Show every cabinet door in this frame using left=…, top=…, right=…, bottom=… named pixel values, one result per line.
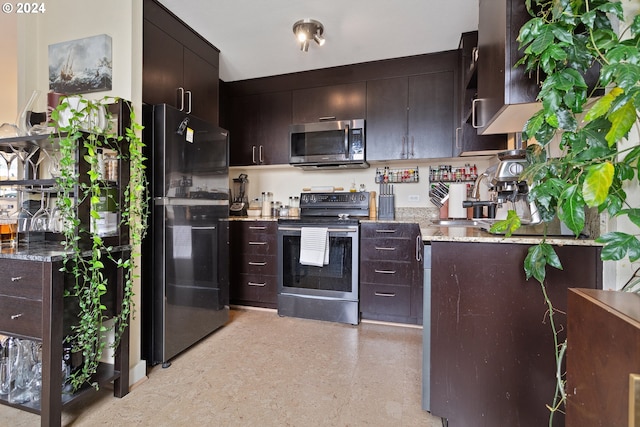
left=183, top=47, right=219, bottom=123
left=229, top=91, right=291, bottom=166
left=256, top=91, right=291, bottom=165
left=143, top=19, right=183, bottom=108
left=408, top=72, right=455, bottom=159
left=365, top=77, right=408, bottom=160
left=228, top=95, right=260, bottom=166
left=292, top=82, right=366, bottom=123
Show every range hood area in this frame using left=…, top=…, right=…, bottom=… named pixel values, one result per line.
left=479, top=102, right=542, bottom=135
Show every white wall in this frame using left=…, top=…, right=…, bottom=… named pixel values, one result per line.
left=231, top=157, right=495, bottom=210
left=0, top=13, right=18, bottom=123
left=16, top=0, right=146, bottom=385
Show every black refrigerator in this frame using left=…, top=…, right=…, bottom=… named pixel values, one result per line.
left=142, top=103, right=230, bottom=367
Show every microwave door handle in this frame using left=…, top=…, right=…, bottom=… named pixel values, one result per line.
left=344, top=125, right=350, bottom=155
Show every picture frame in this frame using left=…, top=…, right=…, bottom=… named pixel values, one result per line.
left=48, top=34, right=113, bottom=94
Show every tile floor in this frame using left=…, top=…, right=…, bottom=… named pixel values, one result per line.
left=1, top=307, right=444, bottom=426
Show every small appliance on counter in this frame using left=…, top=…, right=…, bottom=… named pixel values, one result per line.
left=230, top=173, right=249, bottom=216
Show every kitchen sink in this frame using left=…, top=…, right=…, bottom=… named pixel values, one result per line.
left=429, top=219, right=492, bottom=228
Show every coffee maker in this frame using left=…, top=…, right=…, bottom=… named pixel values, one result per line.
left=465, top=149, right=540, bottom=224
left=230, top=173, right=249, bottom=216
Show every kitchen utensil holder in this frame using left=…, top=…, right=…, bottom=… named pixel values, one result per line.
left=378, top=194, right=395, bottom=220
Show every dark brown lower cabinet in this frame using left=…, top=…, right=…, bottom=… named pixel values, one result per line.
left=229, top=221, right=278, bottom=308
left=430, top=241, right=602, bottom=427
left=0, top=250, right=130, bottom=427
left=359, top=222, right=423, bottom=324
left=566, top=288, right=640, bottom=426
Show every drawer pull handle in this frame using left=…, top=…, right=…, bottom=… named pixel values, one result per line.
left=11, top=276, right=22, bottom=282
left=11, top=313, right=23, bottom=319
left=375, top=229, right=397, bottom=234
left=374, top=292, right=396, bottom=297
left=374, top=269, right=396, bottom=274
left=248, top=282, right=266, bottom=287
left=249, top=241, right=267, bottom=245
left=375, top=247, right=396, bottom=251
left=249, top=226, right=267, bottom=230
left=249, top=262, right=267, bottom=266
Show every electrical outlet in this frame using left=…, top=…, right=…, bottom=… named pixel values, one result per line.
left=408, top=194, right=420, bottom=202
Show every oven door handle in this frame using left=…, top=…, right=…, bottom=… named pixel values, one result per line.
left=278, top=227, right=358, bottom=233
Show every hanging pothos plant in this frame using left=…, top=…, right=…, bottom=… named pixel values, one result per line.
left=49, top=96, right=149, bottom=391
left=489, top=0, right=640, bottom=424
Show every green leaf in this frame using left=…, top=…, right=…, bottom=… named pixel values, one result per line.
left=555, top=109, right=578, bottom=131
left=606, top=100, right=636, bottom=146
left=558, top=184, right=586, bottom=235
left=582, top=162, right=614, bottom=207
left=523, top=110, right=546, bottom=140
left=585, top=87, right=623, bottom=121
left=489, top=210, right=522, bottom=237
left=524, top=243, right=563, bottom=284
left=619, top=208, right=640, bottom=228
left=596, top=232, right=640, bottom=262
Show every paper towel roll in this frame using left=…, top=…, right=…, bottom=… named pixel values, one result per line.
left=448, top=183, right=467, bottom=218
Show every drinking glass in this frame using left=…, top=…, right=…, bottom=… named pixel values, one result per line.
left=0, top=150, right=16, bottom=181
left=30, top=190, right=50, bottom=232
left=9, top=143, right=39, bottom=180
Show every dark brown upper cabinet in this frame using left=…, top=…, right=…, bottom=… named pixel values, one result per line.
left=143, top=0, right=220, bottom=124
left=473, top=0, right=541, bottom=135
left=367, top=71, right=456, bottom=160
left=291, top=82, right=366, bottom=123
left=228, top=91, right=292, bottom=166
left=455, top=31, right=507, bottom=155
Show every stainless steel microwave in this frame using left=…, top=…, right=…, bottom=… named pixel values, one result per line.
left=289, top=119, right=368, bottom=170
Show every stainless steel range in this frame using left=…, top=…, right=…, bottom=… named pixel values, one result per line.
left=277, top=192, right=370, bottom=325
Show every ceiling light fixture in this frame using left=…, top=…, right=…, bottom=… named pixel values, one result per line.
left=293, top=19, right=324, bottom=52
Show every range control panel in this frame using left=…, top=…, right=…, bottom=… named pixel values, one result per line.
left=300, top=192, right=369, bottom=207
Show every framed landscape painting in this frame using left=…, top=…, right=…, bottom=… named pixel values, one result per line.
left=48, top=34, right=113, bottom=94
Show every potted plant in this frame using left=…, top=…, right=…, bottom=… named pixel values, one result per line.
left=49, top=95, right=149, bottom=391
left=490, top=0, right=640, bottom=423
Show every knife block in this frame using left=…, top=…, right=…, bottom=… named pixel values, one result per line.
left=378, top=194, right=395, bottom=220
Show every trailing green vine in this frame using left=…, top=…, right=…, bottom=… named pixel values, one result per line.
left=49, top=96, right=148, bottom=391
left=490, top=1, right=640, bottom=424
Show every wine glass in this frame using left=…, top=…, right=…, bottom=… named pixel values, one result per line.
left=30, top=190, right=50, bottom=232
left=0, top=150, right=16, bottom=181
left=9, top=143, right=39, bottom=181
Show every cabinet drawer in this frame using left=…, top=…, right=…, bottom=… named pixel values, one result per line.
left=360, top=283, right=411, bottom=317
left=234, top=231, right=277, bottom=255
left=360, top=223, right=419, bottom=239
left=360, top=241, right=416, bottom=262
left=230, top=273, right=277, bottom=304
left=360, top=261, right=413, bottom=285
left=0, top=259, right=44, bottom=300
left=0, top=295, right=42, bottom=339
left=240, top=255, right=278, bottom=276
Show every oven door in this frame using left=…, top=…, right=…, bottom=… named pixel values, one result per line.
left=277, top=224, right=360, bottom=324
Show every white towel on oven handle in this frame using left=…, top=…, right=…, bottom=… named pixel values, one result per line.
left=172, top=225, right=192, bottom=259
left=299, top=227, right=330, bottom=267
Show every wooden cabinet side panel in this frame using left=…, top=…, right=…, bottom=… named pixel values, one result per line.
left=430, top=242, right=601, bottom=427
left=566, top=289, right=640, bottom=426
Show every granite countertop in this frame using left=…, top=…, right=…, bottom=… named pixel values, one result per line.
left=228, top=208, right=601, bottom=247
